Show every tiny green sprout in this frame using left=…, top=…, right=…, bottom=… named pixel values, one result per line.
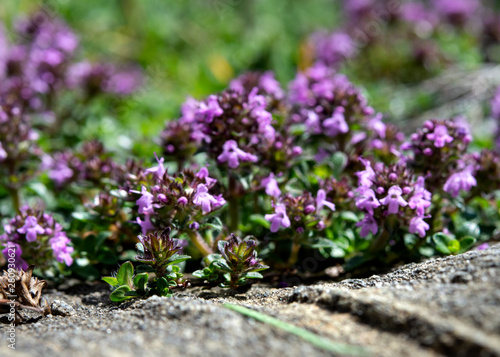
left=135, top=227, right=191, bottom=278
left=194, top=234, right=269, bottom=289
left=102, top=262, right=150, bottom=302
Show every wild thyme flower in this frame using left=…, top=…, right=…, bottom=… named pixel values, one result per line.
left=229, top=71, right=285, bottom=105
left=265, top=190, right=335, bottom=234
left=443, top=165, right=477, bottom=197
left=0, top=206, right=73, bottom=269
left=310, top=31, right=356, bottom=68
left=265, top=204, right=291, bottom=233
left=261, top=173, right=281, bottom=198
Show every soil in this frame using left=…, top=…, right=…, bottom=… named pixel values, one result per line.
left=0, top=243, right=499, bottom=357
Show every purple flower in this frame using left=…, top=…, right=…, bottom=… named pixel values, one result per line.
left=354, top=186, right=381, bottom=215
left=196, top=167, right=217, bottom=186
left=145, top=153, right=166, bottom=178
left=409, top=217, right=430, bottom=238
left=197, top=95, right=223, bottom=123
left=443, top=166, right=477, bottom=197
left=356, top=214, right=378, bottom=237
left=49, top=232, right=73, bottom=266
left=323, top=107, right=348, bottom=137
left=427, top=125, right=453, bottom=148
left=265, top=204, right=291, bottom=233
left=136, top=215, right=154, bottom=235
left=380, top=186, right=408, bottom=214
left=1, top=243, right=27, bottom=270
left=134, top=186, right=155, bottom=215
left=261, top=173, right=281, bottom=198
left=408, top=176, right=431, bottom=216
left=355, top=157, right=375, bottom=187
left=0, top=142, right=6, bottom=161
left=193, top=184, right=225, bottom=214
left=316, top=189, right=336, bottom=211
left=17, top=216, right=45, bottom=242
left=217, top=140, right=258, bottom=168
left=311, top=31, right=356, bottom=67
left=476, top=243, right=489, bottom=250
left=259, top=71, right=284, bottom=99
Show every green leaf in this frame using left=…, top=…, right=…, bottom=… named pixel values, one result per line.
left=214, top=260, right=233, bottom=273
left=102, top=277, right=119, bottom=287
left=192, top=270, right=205, bottom=279
left=447, top=239, right=460, bottom=254
left=242, top=272, right=263, bottom=279
left=458, top=236, right=476, bottom=254
left=155, top=277, right=171, bottom=296
left=457, top=221, right=480, bottom=239
left=110, top=285, right=135, bottom=302
left=249, top=214, right=271, bottom=229
left=432, top=233, right=452, bottom=255
left=166, top=254, right=191, bottom=266
left=340, top=211, right=359, bottom=222
left=116, top=262, right=134, bottom=287
left=309, top=238, right=336, bottom=248
left=224, top=304, right=368, bottom=356
left=133, top=273, right=149, bottom=291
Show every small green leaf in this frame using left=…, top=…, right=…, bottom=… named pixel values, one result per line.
left=155, top=277, right=171, bottom=296
left=133, top=273, right=149, bottom=291
left=447, top=239, right=460, bottom=254
left=432, top=233, right=452, bottom=255
left=340, top=211, right=359, bottom=222
left=166, top=254, right=191, bottom=266
left=458, top=236, right=476, bottom=254
left=249, top=214, right=271, bottom=229
left=457, top=222, right=480, bottom=239
left=102, top=277, right=119, bottom=287
left=214, top=260, right=232, bottom=272
left=242, top=272, right=263, bottom=279
left=192, top=270, right=205, bottom=279
left=116, top=262, right=134, bottom=287
left=110, top=285, right=135, bottom=302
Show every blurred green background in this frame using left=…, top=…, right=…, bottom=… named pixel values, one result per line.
left=1, top=0, right=345, bottom=157
left=1, top=0, right=495, bottom=157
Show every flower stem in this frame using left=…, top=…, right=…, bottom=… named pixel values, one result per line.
left=228, top=175, right=239, bottom=233
left=10, top=187, right=20, bottom=214
left=287, top=240, right=301, bottom=267
left=186, top=230, right=213, bottom=257
left=369, top=228, right=390, bottom=253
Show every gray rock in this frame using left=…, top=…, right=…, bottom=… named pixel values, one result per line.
left=50, top=300, right=76, bottom=317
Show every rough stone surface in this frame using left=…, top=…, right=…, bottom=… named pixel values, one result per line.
left=0, top=243, right=498, bottom=357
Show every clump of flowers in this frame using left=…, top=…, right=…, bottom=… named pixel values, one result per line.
left=265, top=189, right=336, bottom=267
left=287, top=63, right=388, bottom=163
left=353, top=158, right=432, bottom=249
left=0, top=206, right=73, bottom=270
left=402, top=119, right=473, bottom=194
left=127, top=157, right=225, bottom=257
left=229, top=71, right=285, bottom=109
left=193, top=234, right=268, bottom=289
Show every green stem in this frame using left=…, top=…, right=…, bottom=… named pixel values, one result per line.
left=10, top=187, right=20, bottom=214
left=287, top=239, right=301, bottom=267
left=228, top=175, right=239, bottom=233
left=187, top=230, right=213, bottom=257
left=369, top=227, right=390, bottom=253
